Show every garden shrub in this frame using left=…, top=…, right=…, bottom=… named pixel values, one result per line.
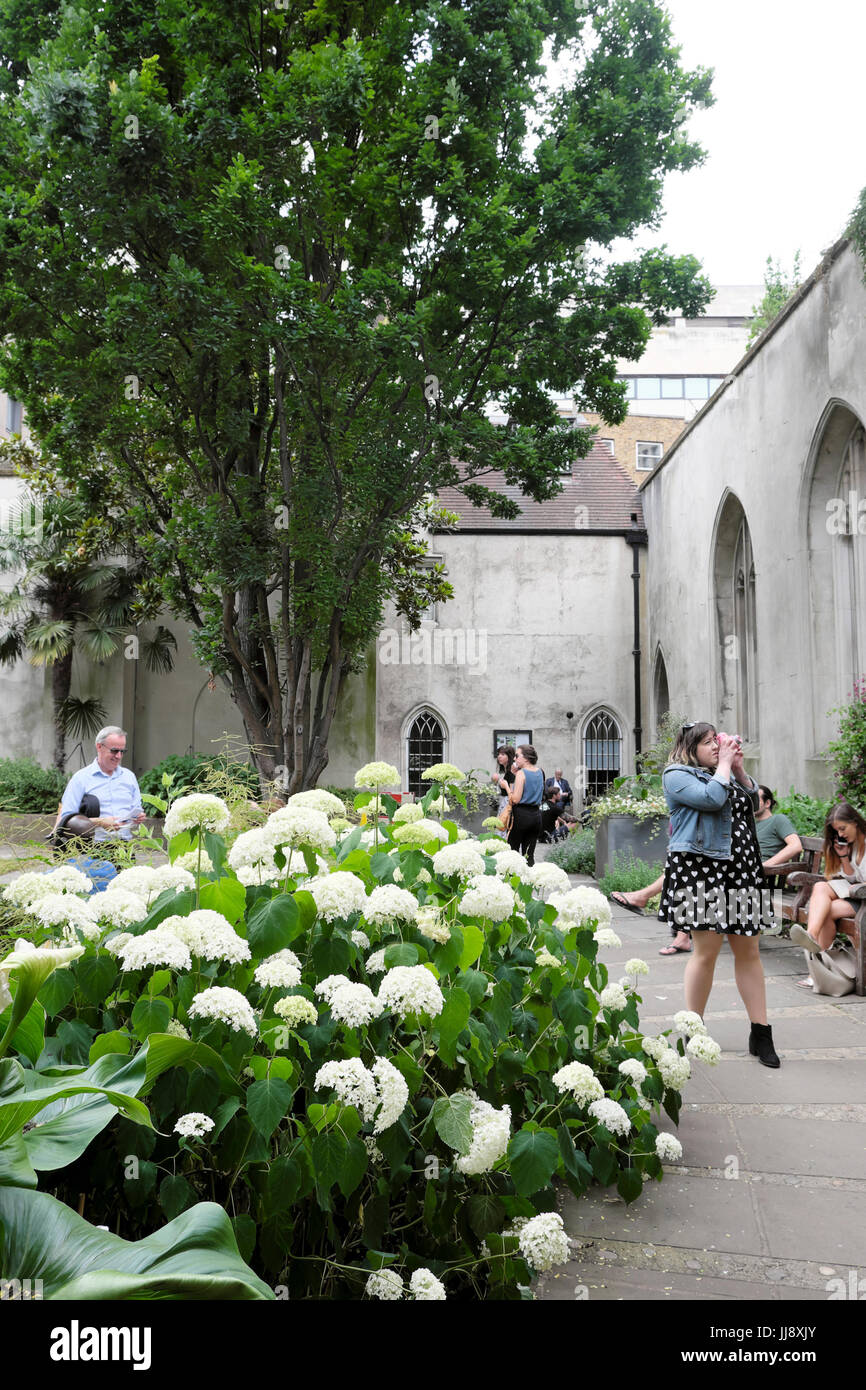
left=598, top=850, right=665, bottom=898
left=138, top=753, right=259, bottom=805
left=547, top=829, right=596, bottom=876
left=0, top=762, right=715, bottom=1301
left=0, top=757, right=65, bottom=813
left=774, top=789, right=833, bottom=838
left=827, top=679, right=866, bottom=808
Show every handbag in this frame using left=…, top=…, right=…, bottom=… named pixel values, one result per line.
left=498, top=801, right=513, bottom=833
left=807, top=940, right=857, bottom=997
left=47, top=793, right=100, bottom=851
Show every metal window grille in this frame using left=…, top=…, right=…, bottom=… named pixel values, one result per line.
left=407, top=712, right=444, bottom=798
left=583, top=711, right=622, bottom=802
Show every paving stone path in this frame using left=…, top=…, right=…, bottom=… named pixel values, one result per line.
left=537, top=883, right=866, bottom=1302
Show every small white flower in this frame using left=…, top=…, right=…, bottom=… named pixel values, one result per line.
left=351, top=929, right=370, bottom=950
left=625, top=957, right=650, bottom=977
left=364, top=884, right=419, bottom=926
left=524, top=862, right=571, bottom=898
left=432, top=842, right=486, bottom=879
left=166, top=1018, right=190, bottom=1039
left=45, top=865, right=95, bottom=895
left=686, top=1034, right=722, bottom=1065
left=672, top=1009, right=708, bottom=1036
left=172, top=848, right=214, bottom=874
left=392, top=802, right=424, bottom=824
left=94, top=888, right=150, bottom=928
left=655, top=1132, right=683, bottom=1162
left=420, top=763, right=465, bottom=784
left=641, top=1034, right=668, bottom=1061
left=163, top=793, right=230, bottom=840
left=254, top=949, right=303, bottom=989
left=393, top=819, right=449, bottom=846
left=265, top=807, right=336, bottom=856
left=588, top=1097, right=631, bottom=1138
left=119, top=926, right=192, bottom=972
left=174, top=1112, right=215, bottom=1139
left=314, top=973, right=352, bottom=1003
left=455, top=1096, right=511, bottom=1175
left=534, top=947, right=561, bottom=969
left=550, top=886, right=611, bottom=928
left=594, top=927, right=622, bottom=949
left=459, top=874, right=516, bottom=923
left=656, top=1048, right=691, bottom=1088
left=378, top=964, right=444, bottom=1020
left=599, top=982, right=628, bottom=1011
left=518, top=1213, right=570, bottom=1272
left=365, top=1268, right=404, bottom=1300
left=618, top=1058, right=648, bottom=1085
left=273, top=995, right=318, bottom=1028
left=365, top=949, right=387, bottom=975
left=188, top=986, right=258, bottom=1037
left=165, top=910, right=251, bottom=965
left=329, top=982, right=381, bottom=1027
left=315, top=1058, right=379, bottom=1121
left=308, top=872, right=368, bottom=923
left=286, top=789, right=346, bottom=817
left=416, top=906, right=451, bottom=944
left=354, top=761, right=400, bottom=789
left=409, top=1268, right=447, bottom=1300
left=551, top=1061, right=604, bottom=1105
left=371, top=1056, right=409, bottom=1134
left=493, top=849, right=531, bottom=881
left=31, top=893, right=101, bottom=942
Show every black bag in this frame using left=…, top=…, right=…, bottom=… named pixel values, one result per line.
left=47, top=793, right=100, bottom=851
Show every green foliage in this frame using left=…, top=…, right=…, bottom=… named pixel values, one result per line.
left=598, top=851, right=665, bottom=898
left=547, top=829, right=596, bottom=876
left=0, top=757, right=65, bottom=812
left=636, top=711, right=688, bottom=775
left=746, top=253, right=802, bottom=346
left=827, top=679, right=866, bottom=809
left=587, top=776, right=668, bottom=827
left=0, top=769, right=698, bottom=1300
left=0, top=0, right=713, bottom=789
left=138, top=753, right=259, bottom=805
left=774, top=789, right=834, bottom=838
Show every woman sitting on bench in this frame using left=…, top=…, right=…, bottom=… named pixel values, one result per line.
left=790, top=802, right=866, bottom=958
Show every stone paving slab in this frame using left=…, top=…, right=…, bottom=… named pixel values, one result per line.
left=540, top=1265, right=822, bottom=1301
left=677, top=1107, right=866, bottom=1179
left=560, top=1172, right=766, bottom=1254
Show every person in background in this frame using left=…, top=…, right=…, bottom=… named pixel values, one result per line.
left=54, top=725, right=146, bottom=862
left=545, top=768, right=573, bottom=815
left=754, top=786, right=803, bottom=884
left=507, top=744, right=544, bottom=867
left=492, top=745, right=516, bottom=814
left=790, top=802, right=866, bottom=957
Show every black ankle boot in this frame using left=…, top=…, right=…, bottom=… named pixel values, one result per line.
left=749, top=1021, right=780, bottom=1068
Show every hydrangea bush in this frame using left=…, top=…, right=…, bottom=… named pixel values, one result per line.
left=0, top=764, right=714, bottom=1301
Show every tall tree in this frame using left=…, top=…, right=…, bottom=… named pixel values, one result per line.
left=0, top=0, right=713, bottom=790
left=747, top=252, right=802, bottom=346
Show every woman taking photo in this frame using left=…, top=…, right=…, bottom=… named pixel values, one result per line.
left=507, top=744, right=544, bottom=867
left=658, top=722, right=779, bottom=1068
left=790, top=802, right=866, bottom=955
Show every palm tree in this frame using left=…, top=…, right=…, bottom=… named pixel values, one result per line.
left=0, top=491, right=176, bottom=771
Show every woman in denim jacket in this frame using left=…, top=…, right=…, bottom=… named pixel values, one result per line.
left=658, top=722, right=779, bottom=1068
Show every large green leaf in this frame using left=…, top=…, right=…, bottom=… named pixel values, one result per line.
left=431, top=1093, right=473, bottom=1154
left=507, top=1128, right=559, bottom=1196
left=199, top=875, right=246, bottom=925
left=0, top=997, right=44, bottom=1064
left=142, top=1033, right=242, bottom=1096
left=75, top=952, right=118, bottom=1006
left=246, top=1077, right=292, bottom=1139
left=0, top=1188, right=273, bottom=1299
left=246, top=894, right=301, bottom=955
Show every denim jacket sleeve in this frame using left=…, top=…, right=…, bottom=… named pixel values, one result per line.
left=662, top=766, right=730, bottom=811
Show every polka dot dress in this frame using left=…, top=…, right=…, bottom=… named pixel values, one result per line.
left=658, top=781, right=776, bottom=935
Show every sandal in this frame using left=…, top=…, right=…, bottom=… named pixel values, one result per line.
left=659, top=943, right=692, bottom=955
left=609, top=892, right=646, bottom=917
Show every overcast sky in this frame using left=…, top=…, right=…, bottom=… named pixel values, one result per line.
left=616, top=0, right=866, bottom=289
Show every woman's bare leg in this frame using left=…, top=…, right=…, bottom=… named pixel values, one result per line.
left=728, top=934, right=767, bottom=1024
left=683, top=930, right=724, bottom=1017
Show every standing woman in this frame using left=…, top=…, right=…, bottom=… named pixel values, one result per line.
left=658, top=722, right=779, bottom=1067
left=492, top=746, right=516, bottom=816
left=790, top=802, right=866, bottom=954
left=508, top=745, right=544, bottom=867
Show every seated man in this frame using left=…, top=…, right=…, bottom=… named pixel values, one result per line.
left=54, top=725, right=147, bottom=861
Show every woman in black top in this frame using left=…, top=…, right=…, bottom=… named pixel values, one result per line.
left=492, top=746, right=516, bottom=814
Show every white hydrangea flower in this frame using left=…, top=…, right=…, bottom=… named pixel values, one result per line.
left=365, top=1268, right=403, bottom=1300
left=593, top=927, right=622, bottom=949
left=455, top=1095, right=511, bottom=1175
left=235, top=861, right=283, bottom=886
left=146, top=863, right=196, bottom=904
left=286, top=789, right=347, bottom=817
left=641, top=1034, right=668, bottom=1060
left=392, top=802, right=424, bottom=824
left=393, top=818, right=449, bottom=846
left=625, top=958, right=650, bottom=977
left=551, top=1062, right=604, bottom=1105
left=456, top=829, right=470, bottom=840
left=480, top=838, right=506, bottom=854
left=273, top=995, right=318, bottom=1028
left=371, top=1056, right=409, bottom=1134
left=588, top=1097, right=632, bottom=1137
left=534, top=947, right=561, bottom=969
left=493, top=849, right=531, bottom=881
left=254, top=949, right=303, bottom=989
left=45, top=865, right=95, bottom=895
left=550, top=886, right=612, bottom=928
left=166, top=1018, right=190, bottom=1039
left=417, top=868, right=432, bottom=883
left=431, top=842, right=486, bottom=880
left=354, top=762, right=400, bottom=789
left=599, top=982, right=628, bottom=1011
left=4, top=872, right=66, bottom=909
left=378, top=964, right=445, bottom=1020
left=364, top=884, right=419, bottom=926
left=485, top=981, right=495, bottom=997
left=686, top=1034, right=722, bottom=1065
left=524, top=861, right=571, bottom=898
left=618, top=1058, right=648, bottom=1085
left=416, top=906, right=451, bottom=944
left=392, top=868, right=403, bottom=883
left=315, top=1058, right=379, bottom=1120
left=104, top=931, right=132, bottom=956
left=365, top=949, right=387, bottom=975
left=163, top=793, right=230, bottom=840
left=314, top=973, right=353, bottom=1003
left=421, top=763, right=465, bottom=784
left=187, top=985, right=258, bottom=1036
left=227, top=827, right=273, bottom=869
left=119, top=927, right=192, bottom=972
left=351, top=929, right=370, bottom=950
left=672, top=1010, right=708, bottom=1036
left=410, top=1268, right=447, bottom=1300
left=94, top=888, right=150, bottom=928
left=164, top=910, right=250, bottom=965
left=426, top=794, right=450, bottom=814
left=308, top=872, right=368, bottom=923
left=518, top=1213, right=571, bottom=1273
left=656, top=1132, right=683, bottom=1162
left=32, top=893, right=101, bottom=942
left=174, top=1112, right=215, bottom=1139
left=459, top=874, right=516, bottom=923
left=329, top=982, right=382, bottom=1027
left=172, top=848, right=214, bottom=874
left=265, top=806, right=336, bottom=856
left=110, top=866, right=160, bottom=898
left=656, top=1048, right=691, bottom=1088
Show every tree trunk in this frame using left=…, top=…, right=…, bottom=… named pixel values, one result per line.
left=51, top=649, right=73, bottom=773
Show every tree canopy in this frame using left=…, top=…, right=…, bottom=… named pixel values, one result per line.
left=0, top=0, right=713, bottom=788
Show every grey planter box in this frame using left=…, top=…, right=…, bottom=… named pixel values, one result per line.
left=594, top=815, right=669, bottom=880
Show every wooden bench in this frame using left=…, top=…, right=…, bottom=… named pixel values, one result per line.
left=785, top=837, right=866, bottom=996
